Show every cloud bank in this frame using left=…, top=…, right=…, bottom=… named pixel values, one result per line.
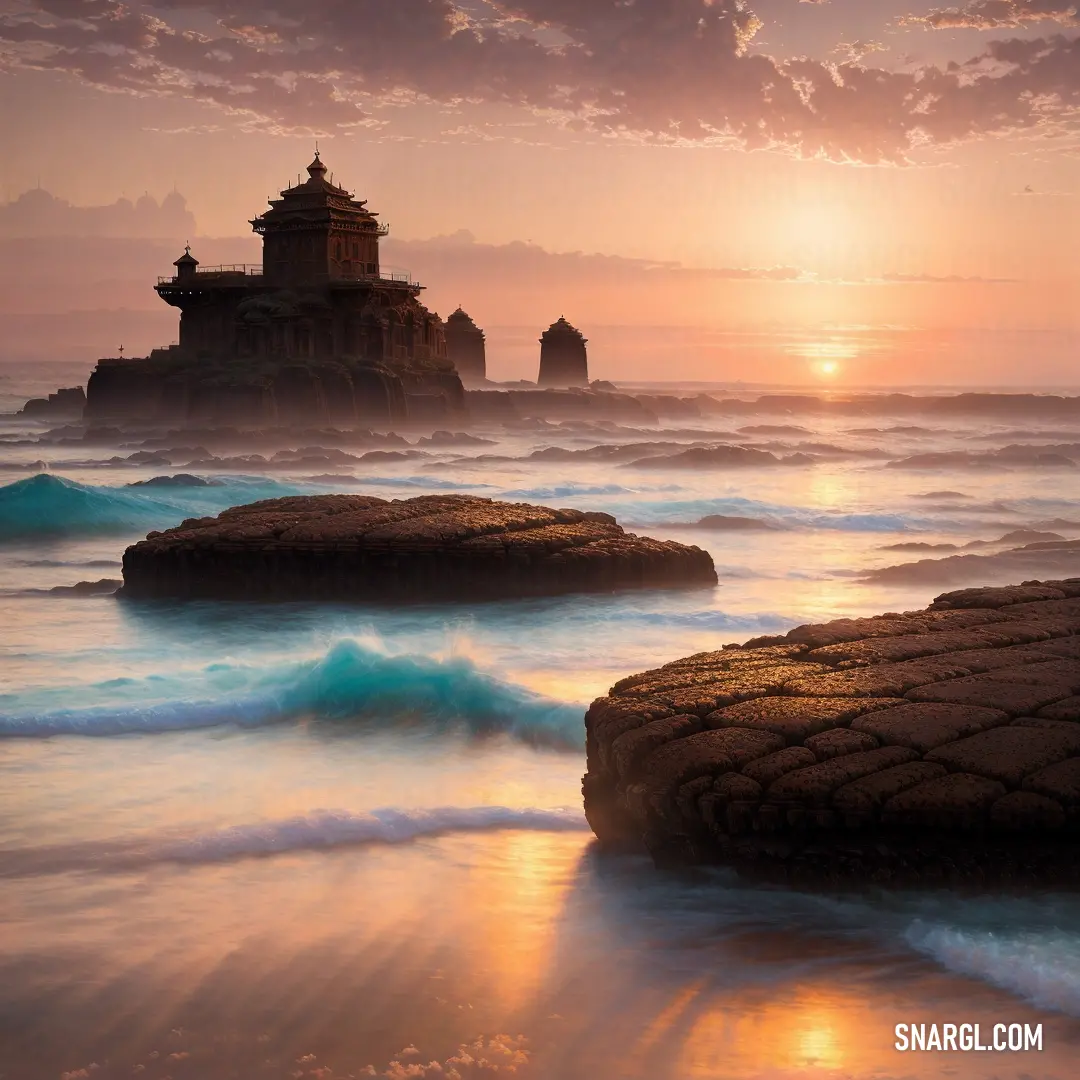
left=0, top=0, right=1078, bottom=162
left=912, top=2, right=1078, bottom=30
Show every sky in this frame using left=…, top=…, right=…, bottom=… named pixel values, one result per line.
left=1, top=0, right=1079, bottom=385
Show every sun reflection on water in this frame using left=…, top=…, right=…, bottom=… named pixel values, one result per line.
left=676, top=988, right=860, bottom=1077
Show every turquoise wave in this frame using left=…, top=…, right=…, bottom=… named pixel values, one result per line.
left=0, top=473, right=307, bottom=542
left=0, top=638, right=585, bottom=747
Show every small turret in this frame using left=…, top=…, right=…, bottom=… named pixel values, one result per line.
left=306, top=151, right=328, bottom=182
left=537, top=316, right=588, bottom=387
left=173, top=244, right=198, bottom=283
left=445, top=307, right=487, bottom=384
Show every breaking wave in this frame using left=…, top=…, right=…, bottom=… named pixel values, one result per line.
left=906, top=920, right=1080, bottom=1017
left=0, top=473, right=175, bottom=540
left=0, top=638, right=585, bottom=746
left=0, top=806, right=590, bottom=878
left=0, top=473, right=308, bottom=541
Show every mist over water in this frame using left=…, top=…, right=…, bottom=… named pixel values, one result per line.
left=4, top=378, right=1080, bottom=1077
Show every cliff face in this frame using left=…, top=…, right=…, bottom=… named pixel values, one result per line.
left=465, top=388, right=659, bottom=423
left=85, top=354, right=462, bottom=426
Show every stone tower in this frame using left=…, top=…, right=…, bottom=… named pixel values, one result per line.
left=86, top=151, right=467, bottom=426
left=153, top=151, right=448, bottom=366
left=252, top=150, right=387, bottom=287
left=537, top=316, right=588, bottom=387
left=445, top=307, right=487, bottom=384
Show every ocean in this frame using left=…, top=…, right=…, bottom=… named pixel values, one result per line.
left=3, top=361, right=1080, bottom=1079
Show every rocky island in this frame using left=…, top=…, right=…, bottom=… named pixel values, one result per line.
left=120, top=493, right=717, bottom=601
left=82, top=152, right=466, bottom=427
left=583, top=580, right=1080, bottom=887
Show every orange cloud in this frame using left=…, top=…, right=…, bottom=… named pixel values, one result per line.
left=2, top=1, right=1079, bottom=162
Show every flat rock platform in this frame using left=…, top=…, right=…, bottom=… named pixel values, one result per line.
left=583, top=580, right=1080, bottom=887
left=119, top=493, right=717, bottom=601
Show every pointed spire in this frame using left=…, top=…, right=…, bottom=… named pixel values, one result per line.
left=307, top=150, right=328, bottom=180
left=174, top=243, right=198, bottom=268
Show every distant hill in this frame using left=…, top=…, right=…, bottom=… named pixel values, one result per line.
left=0, top=187, right=197, bottom=239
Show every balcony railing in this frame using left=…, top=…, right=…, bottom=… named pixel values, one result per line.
left=336, top=269, right=413, bottom=283
left=195, top=264, right=263, bottom=276
left=157, top=265, right=263, bottom=285
left=157, top=265, right=418, bottom=287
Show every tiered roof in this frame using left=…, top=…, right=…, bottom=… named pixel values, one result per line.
left=542, top=316, right=586, bottom=340
left=447, top=307, right=483, bottom=331
left=250, top=152, right=386, bottom=236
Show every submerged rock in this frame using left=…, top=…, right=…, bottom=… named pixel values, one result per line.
left=47, top=579, right=123, bottom=596
left=18, top=387, right=86, bottom=420
left=690, top=515, right=783, bottom=531
left=625, top=445, right=784, bottom=469
left=120, top=493, right=717, bottom=601
left=127, top=474, right=222, bottom=488
left=582, top=578, right=1080, bottom=887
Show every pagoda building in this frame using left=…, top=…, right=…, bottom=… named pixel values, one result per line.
left=84, top=152, right=465, bottom=425
left=537, top=316, right=589, bottom=387
left=445, top=307, right=487, bottom=384
left=154, top=151, right=447, bottom=367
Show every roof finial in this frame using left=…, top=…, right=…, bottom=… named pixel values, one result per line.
left=315, top=140, right=320, bottom=159
left=184, top=241, right=191, bottom=255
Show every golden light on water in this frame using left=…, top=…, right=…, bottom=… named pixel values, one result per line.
left=455, top=829, right=579, bottom=1013
left=794, top=1006, right=844, bottom=1069
left=675, top=987, right=858, bottom=1077
left=630, top=980, right=708, bottom=1065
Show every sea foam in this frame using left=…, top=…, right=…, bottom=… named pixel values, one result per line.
left=906, top=920, right=1080, bottom=1017
left=0, top=806, right=591, bottom=878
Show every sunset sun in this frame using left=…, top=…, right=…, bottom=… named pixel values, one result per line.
left=791, top=339, right=856, bottom=380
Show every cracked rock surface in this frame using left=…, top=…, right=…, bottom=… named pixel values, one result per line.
left=119, top=493, right=717, bottom=601
left=582, top=579, right=1080, bottom=887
